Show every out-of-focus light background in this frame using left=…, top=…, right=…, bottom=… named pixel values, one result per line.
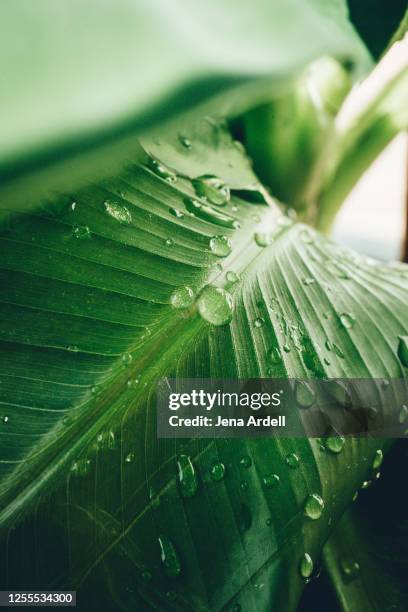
left=331, top=133, right=407, bottom=262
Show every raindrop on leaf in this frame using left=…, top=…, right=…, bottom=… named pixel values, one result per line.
left=197, top=286, right=233, bottom=326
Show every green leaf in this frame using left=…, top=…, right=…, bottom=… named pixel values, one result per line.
left=0, top=0, right=370, bottom=221
left=322, top=440, right=408, bottom=611
left=314, top=35, right=408, bottom=232
left=1, top=119, right=407, bottom=610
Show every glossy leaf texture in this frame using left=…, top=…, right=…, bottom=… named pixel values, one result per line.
left=0, top=0, right=371, bottom=220
left=0, top=121, right=408, bottom=611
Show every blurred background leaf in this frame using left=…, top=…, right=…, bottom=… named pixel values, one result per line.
left=0, top=0, right=370, bottom=220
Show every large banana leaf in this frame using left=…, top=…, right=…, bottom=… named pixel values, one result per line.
left=1, top=119, right=407, bottom=610
left=0, top=0, right=371, bottom=220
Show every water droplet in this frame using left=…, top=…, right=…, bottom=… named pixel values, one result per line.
left=127, top=378, right=140, bottom=388
left=253, top=317, right=265, bottom=328
left=397, top=336, right=408, bottom=367
left=125, top=452, right=135, bottom=463
left=122, top=353, right=133, bottom=366
left=340, top=313, right=355, bottom=329
left=226, top=271, right=240, bottom=284
left=333, top=343, right=345, bottom=358
left=169, top=207, right=184, bottom=219
left=240, top=480, right=248, bottom=491
left=399, top=405, right=408, bottom=423
left=286, top=453, right=300, bottom=469
left=104, top=200, right=132, bottom=225
left=304, top=493, right=324, bottom=519
left=266, top=518, right=272, bottom=527
left=295, top=381, right=316, bottom=408
left=210, top=461, right=226, bottom=481
left=141, top=570, right=152, bottom=583
left=165, top=238, right=174, bottom=247
left=372, top=449, right=383, bottom=470
left=96, top=430, right=116, bottom=451
left=158, top=535, right=181, bottom=578
left=340, top=558, right=360, bottom=580
left=302, top=277, right=315, bottom=286
left=179, top=134, right=192, bottom=149
left=149, top=158, right=177, bottom=182
left=197, top=285, right=233, bottom=326
left=170, top=286, right=195, bottom=309
left=184, top=197, right=237, bottom=228
left=193, top=176, right=230, bottom=206
left=263, top=473, right=280, bottom=488
left=325, top=436, right=345, bottom=454
left=210, top=235, right=232, bottom=257
left=177, top=455, right=199, bottom=498
left=254, top=232, right=273, bottom=247
left=73, top=225, right=91, bottom=240
left=240, top=456, right=252, bottom=468
left=268, top=346, right=282, bottom=366
left=300, top=229, right=314, bottom=244
left=299, top=553, right=314, bottom=579
left=361, top=479, right=371, bottom=489
left=71, top=458, right=91, bottom=477
left=2, top=416, right=9, bottom=424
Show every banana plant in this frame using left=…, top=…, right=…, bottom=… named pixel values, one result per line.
left=0, top=2, right=407, bottom=611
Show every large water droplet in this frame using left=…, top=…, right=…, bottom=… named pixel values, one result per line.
left=210, top=235, right=232, bottom=257
left=398, top=336, right=408, bottom=367
left=304, top=493, right=324, bottom=519
left=210, top=461, right=225, bottom=481
left=104, top=200, right=132, bottom=225
left=158, top=535, right=181, bottom=578
left=197, top=286, right=233, bottom=326
left=340, top=313, right=355, bottom=329
left=177, top=455, right=199, bottom=498
left=193, top=176, right=230, bottom=206
left=295, top=381, right=316, bottom=408
left=325, top=435, right=345, bottom=454
left=73, top=225, right=91, bottom=240
left=299, top=553, right=314, bottom=579
left=170, top=286, right=195, bottom=309
left=226, top=271, right=240, bottom=284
